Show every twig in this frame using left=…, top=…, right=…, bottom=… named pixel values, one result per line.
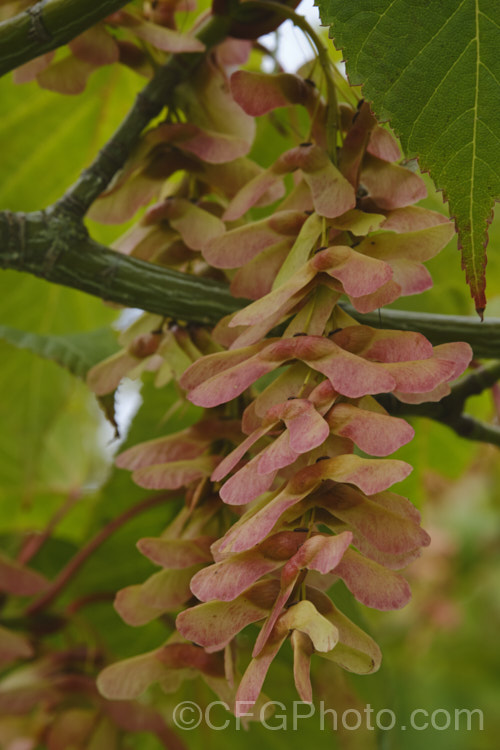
left=65, top=591, right=116, bottom=615
left=0, top=0, right=130, bottom=79
left=17, top=491, right=81, bottom=565
left=25, top=493, right=174, bottom=616
left=447, top=360, right=500, bottom=403
left=379, top=361, right=500, bottom=448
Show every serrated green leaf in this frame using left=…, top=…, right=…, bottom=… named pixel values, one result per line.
left=0, top=325, right=119, bottom=379
left=317, top=0, right=500, bottom=314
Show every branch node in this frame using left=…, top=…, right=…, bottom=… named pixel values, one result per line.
left=26, top=1, right=52, bottom=43
left=84, top=140, right=131, bottom=188
left=56, top=193, right=90, bottom=220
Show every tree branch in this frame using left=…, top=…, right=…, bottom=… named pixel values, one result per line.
left=379, top=361, right=500, bottom=448
left=244, top=1, right=339, bottom=161
left=351, top=306, right=500, bottom=360
left=1, top=210, right=500, bottom=356
left=0, top=210, right=242, bottom=324
left=0, top=0, right=131, bottom=79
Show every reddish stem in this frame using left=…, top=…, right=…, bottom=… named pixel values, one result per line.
left=26, top=493, right=173, bottom=616
left=18, top=491, right=81, bottom=565
left=65, top=591, right=116, bottom=615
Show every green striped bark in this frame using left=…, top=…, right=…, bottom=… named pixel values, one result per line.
left=1, top=208, right=499, bottom=357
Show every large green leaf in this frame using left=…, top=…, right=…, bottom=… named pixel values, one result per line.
left=0, top=63, right=145, bottom=520
left=317, top=0, right=500, bottom=315
left=0, top=62, right=143, bottom=212
left=0, top=276, right=118, bottom=518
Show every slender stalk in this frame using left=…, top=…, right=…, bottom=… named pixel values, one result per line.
left=0, top=0, right=130, bottom=79
left=65, top=591, right=116, bottom=615
left=243, top=0, right=339, bottom=161
left=17, top=491, right=81, bottom=565
left=25, top=493, right=173, bottom=615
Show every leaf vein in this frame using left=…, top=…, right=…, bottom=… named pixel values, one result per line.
left=469, top=0, right=480, bottom=291
left=352, top=0, right=399, bottom=75
left=367, top=0, right=469, bottom=103
left=406, top=40, right=475, bottom=145
left=478, top=9, right=500, bottom=30
left=479, top=60, right=500, bottom=88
